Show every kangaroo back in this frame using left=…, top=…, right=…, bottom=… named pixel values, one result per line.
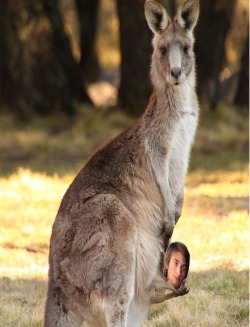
left=45, top=1, right=200, bottom=326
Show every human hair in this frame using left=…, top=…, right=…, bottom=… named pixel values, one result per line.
left=163, top=242, right=190, bottom=280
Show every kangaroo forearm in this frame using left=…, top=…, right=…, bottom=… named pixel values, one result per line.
left=150, top=278, right=177, bottom=293
left=150, top=292, right=177, bottom=304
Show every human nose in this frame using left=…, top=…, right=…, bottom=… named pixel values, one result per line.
left=176, top=266, right=182, bottom=278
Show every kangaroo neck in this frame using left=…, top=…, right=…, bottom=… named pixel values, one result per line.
left=154, top=84, right=180, bottom=115
left=142, top=81, right=190, bottom=125
left=138, top=79, right=194, bottom=151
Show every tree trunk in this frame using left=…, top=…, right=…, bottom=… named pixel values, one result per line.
left=116, top=0, right=152, bottom=116
left=1, top=0, right=93, bottom=116
left=75, top=0, right=100, bottom=84
left=0, top=0, right=24, bottom=111
left=195, top=0, right=237, bottom=109
left=43, top=0, right=92, bottom=110
left=234, top=28, right=249, bottom=107
left=161, top=0, right=176, bottom=17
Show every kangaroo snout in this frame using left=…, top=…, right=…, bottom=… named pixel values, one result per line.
left=169, top=66, right=183, bottom=85
left=170, top=67, right=182, bottom=84
left=171, top=67, right=182, bottom=79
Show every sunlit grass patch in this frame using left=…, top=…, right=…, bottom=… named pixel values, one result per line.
left=0, top=169, right=68, bottom=282
left=0, top=168, right=69, bottom=251
left=0, top=247, right=48, bottom=280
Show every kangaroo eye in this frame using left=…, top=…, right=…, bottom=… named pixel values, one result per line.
left=183, top=45, right=190, bottom=55
left=160, top=47, right=167, bottom=56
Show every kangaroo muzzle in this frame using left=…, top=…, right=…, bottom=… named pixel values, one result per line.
left=168, top=45, right=183, bottom=84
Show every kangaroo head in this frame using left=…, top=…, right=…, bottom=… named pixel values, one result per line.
left=145, top=0, right=199, bottom=87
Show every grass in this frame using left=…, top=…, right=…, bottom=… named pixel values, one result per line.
left=0, top=104, right=249, bottom=326
left=0, top=107, right=134, bottom=176
left=146, top=269, right=248, bottom=327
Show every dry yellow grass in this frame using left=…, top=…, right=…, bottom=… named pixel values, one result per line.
left=0, top=164, right=248, bottom=326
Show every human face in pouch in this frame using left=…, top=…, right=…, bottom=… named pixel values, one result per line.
left=167, top=251, right=187, bottom=289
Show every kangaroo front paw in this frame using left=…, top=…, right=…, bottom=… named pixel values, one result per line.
left=177, top=280, right=189, bottom=296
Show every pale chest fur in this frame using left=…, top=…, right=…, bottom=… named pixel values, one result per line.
left=165, top=103, right=198, bottom=199
left=170, top=106, right=198, bottom=164
left=164, top=82, right=199, bottom=182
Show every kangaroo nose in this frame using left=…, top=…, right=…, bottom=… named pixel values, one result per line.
left=171, top=67, right=181, bottom=79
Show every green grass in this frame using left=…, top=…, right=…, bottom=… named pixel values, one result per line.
left=0, top=104, right=249, bottom=326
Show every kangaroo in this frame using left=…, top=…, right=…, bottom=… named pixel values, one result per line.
left=44, top=0, right=199, bottom=326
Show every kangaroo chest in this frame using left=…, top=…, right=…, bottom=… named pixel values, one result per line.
left=170, top=109, right=198, bottom=158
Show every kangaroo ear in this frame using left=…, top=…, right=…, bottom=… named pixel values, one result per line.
left=176, top=0, right=199, bottom=32
left=145, top=0, right=169, bottom=34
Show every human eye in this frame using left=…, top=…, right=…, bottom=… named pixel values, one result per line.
left=181, top=266, right=187, bottom=274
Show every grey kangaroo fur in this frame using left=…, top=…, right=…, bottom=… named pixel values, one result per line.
left=44, top=0, right=200, bottom=326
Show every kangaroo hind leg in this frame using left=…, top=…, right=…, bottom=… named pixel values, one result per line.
left=105, top=300, right=130, bottom=327
left=44, top=284, right=83, bottom=327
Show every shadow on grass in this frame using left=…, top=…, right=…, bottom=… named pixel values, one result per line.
left=185, top=195, right=249, bottom=216
left=0, top=155, right=86, bottom=177
left=1, top=152, right=248, bottom=178
left=1, top=269, right=248, bottom=327
left=0, top=277, right=47, bottom=327
left=189, top=153, right=248, bottom=172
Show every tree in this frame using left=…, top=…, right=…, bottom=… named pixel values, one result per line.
left=43, top=0, right=93, bottom=113
left=75, top=0, right=100, bottom=84
left=0, top=0, right=93, bottom=116
left=0, top=1, right=26, bottom=111
left=195, top=0, right=237, bottom=109
left=234, top=27, right=249, bottom=107
left=116, top=0, right=152, bottom=116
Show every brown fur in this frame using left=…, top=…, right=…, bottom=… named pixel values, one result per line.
left=44, top=1, right=199, bottom=326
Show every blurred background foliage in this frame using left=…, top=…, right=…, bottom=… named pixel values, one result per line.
left=0, top=0, right=249, bottom=117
